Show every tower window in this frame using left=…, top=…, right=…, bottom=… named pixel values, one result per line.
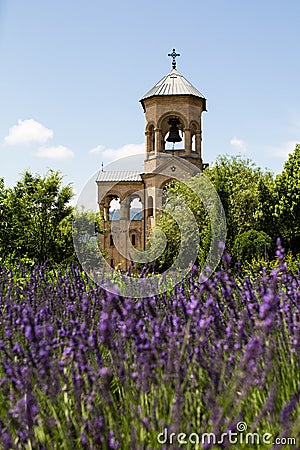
left=110, top=259, right=114, bottom=268
left=131, top=234, right=136, bottom=246
left=130, top=196, right=142, bottom=221
left=191, top=134, right=196, bottom=152
left=148, top=196, right=153, bottom=217
left=110, top=234, right=114, bottom=246
left=109, top=197, right=120, bottom=221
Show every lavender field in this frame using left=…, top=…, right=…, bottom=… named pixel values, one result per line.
left=0, top=245, right=299, bottom=449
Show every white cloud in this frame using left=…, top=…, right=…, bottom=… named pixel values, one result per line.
left=89, top=144, right=105, bottom=154
left=103, top=143, right=145, bottom=160
left=230, top=136, right=247, bottom=151
left=271, top=140, right=298, bottom=158
left=4, top=119, right=53, bottom=146
left=89, top=143, right=145, bottom=161
left=35, top=145, right=74, bottom=160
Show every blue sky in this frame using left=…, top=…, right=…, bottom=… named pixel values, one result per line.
left=1, top=0, right=300, bottom=197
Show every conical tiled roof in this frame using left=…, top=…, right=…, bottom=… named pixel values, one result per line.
left=140, top=68, right=205, bottom=103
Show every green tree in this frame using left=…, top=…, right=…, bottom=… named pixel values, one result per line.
left=148, top=172, right=225, bottom=272
left=205, top=155, right=275, bottom=251
left=147, top=186, right=202, bottom=272
left=232, top=229, right=273, bottom=263
left=254, top=177, right=278, bottom=239
left=0, top=178, right=10, bottom=257
left=149, top=155, right=276, bottom=270
left=72, top=208, right=106, bottom=271
left=274, top=143, right=300, bottom=252
left=0, top=170, right=75, bottom=264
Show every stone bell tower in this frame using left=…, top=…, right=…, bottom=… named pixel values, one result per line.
left=139, top=49, right=207, bottom=234
left=97, top=49, right=207, bottom=269
left=140, top=49, right=207, bottom=172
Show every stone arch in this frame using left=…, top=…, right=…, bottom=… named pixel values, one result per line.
left=146, top=120, right=156, bottom=131
left=129, top=228, right=142, bottom=246
left=100, top=193, right=122, bottom=221
left=190, top=120, right=199, bottom=134
left=189, top=120, right=201, bottom=154
left=159, top=178, right=175, bottom=206
left=131, top=232, right=136, bottom=246
left=104, top=189, right=123, bottom=200
left=157, top=111, right=187, bottom=151
left=124, top=189, right=143, bottom=199
left=147, top=195, right=153, bottom=217
left=157, top=111, right=188, bottom=130
left=107, top=194, right=121, bottom=221
left=110, top=234, right=114, bottom=246
left=129, top=193, right=143, bottom=221
left=190, top=121, right=198, bottom=152
left=159, top=178, right=175, bottom=190
left=127, top=227, right=143, bottom=258
left=145, top=121, right=156, bottom=154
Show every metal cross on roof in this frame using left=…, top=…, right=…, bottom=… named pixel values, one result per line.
left=168, top=48, right=180, bottom=69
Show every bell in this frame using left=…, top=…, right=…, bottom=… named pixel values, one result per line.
left=166, top=118, right=182, bottom=143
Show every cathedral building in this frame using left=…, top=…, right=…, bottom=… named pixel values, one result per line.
left=97, top=50, right=207, bottom=268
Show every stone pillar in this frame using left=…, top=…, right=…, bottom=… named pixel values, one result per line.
left=184, top=128, right=192, bottom=155
left=103, top=201, right=110, bottom=222
left=145, top=130, right=151, bottom=155
left=140, top=196, right=145, bottom=252
left=98, top=201, right=105, bottom=220
left=118, top=198, right=130, bottom=262
left=120, top=198, right=130, bottom=220
left=196, top=131, right=201, bottom=156
left=154, top=128, right=161, bottom=155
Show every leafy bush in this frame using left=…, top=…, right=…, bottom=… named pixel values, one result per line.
left=232, top=229, right=273, bottom=263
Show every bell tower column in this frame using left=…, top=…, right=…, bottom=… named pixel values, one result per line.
left=154, top=128, right=161, bottom=155
left=196, top=130, right=202, bottom=157
left=184, top=128, right=192, bottom=155
left=145, top=130, right=151, bottom=154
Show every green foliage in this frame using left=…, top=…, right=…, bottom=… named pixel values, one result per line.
left=147, top=148, right=300, bottom=268
left=274, top=143, right=300, bottom=251
left=2, top=144, right=300, bottom=270
left=232, top=229, right=273, bottom=263
left=72, top=208, right=106, bottom=271
left=205, top=155, right=275, bottom=251
left=254, top=177, right=278, bottom=239
left=151, top=155, right=276, bottom=270
left=0, top=170, right=76, bottom=265
left=147, top=212, right=180, bottom=272
left=148, top=175, right=216, bottom=271
left=239, top=250, right=300, bottom=280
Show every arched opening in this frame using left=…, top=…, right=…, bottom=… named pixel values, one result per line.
left=110, top=258, right=114, bottom=268
left=109, top=197, right=120, bottom=221
left=190, top=123, right=198, bottom=153
left=147, top=195, right=153, bottom=217
left=129, top=195, right=142, bottom=220
left=165, top=117, right=184, bottom=151
left=191, top=134, right=196, bottom=152
left=110, top=234, right=114, bottom=246
left=131, top=234, right=136, bottom=246
left=160, top=115, right=185, bottom=152
left=165, top=129, right=184, bottom=150
left=147, top=124, right=155, bottom=153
